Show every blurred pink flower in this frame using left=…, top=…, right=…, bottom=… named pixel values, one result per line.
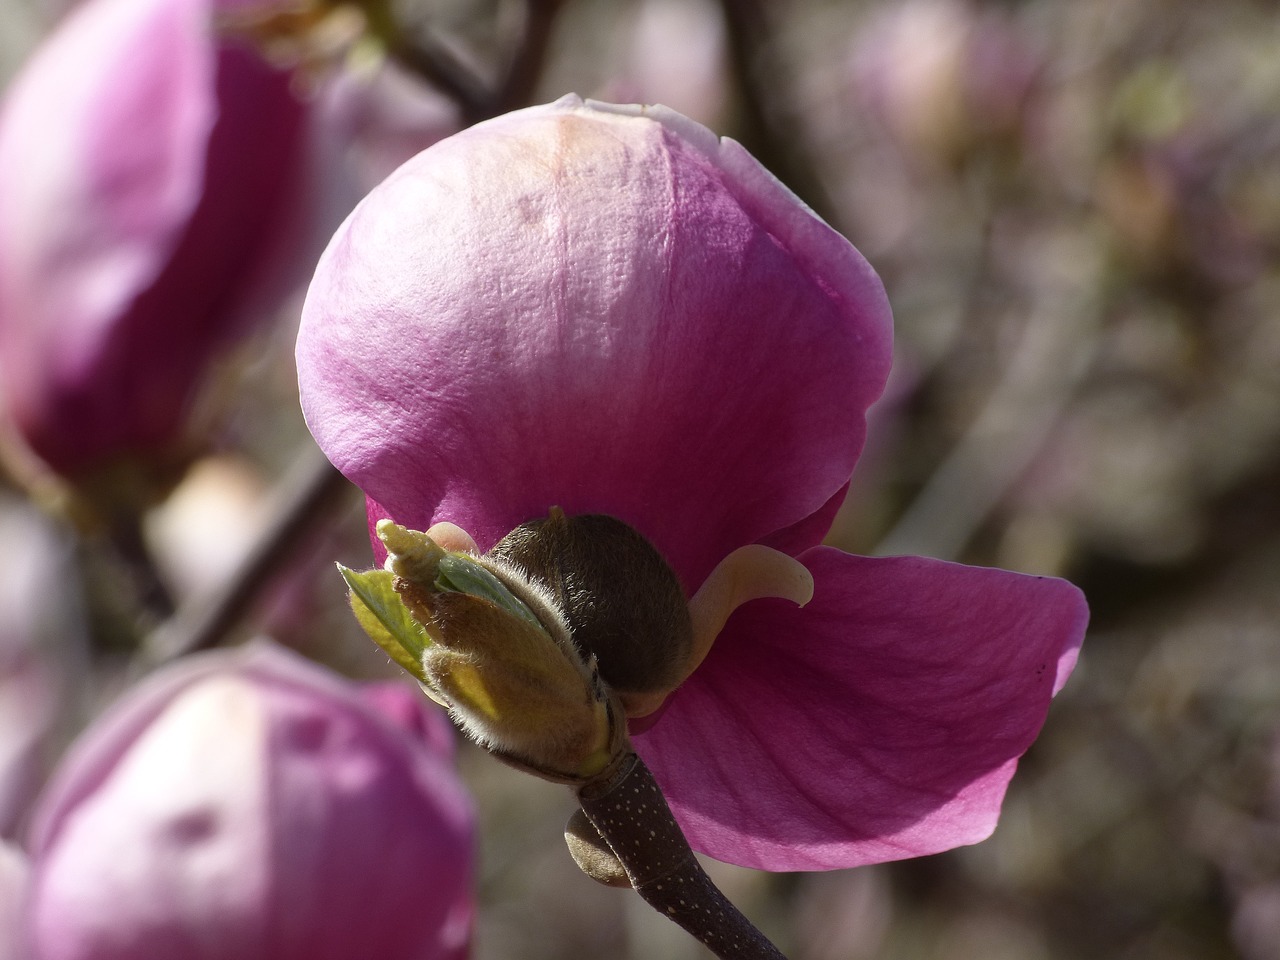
left=295, top=95, right=1087, bottom=871
left=848, top=0, right=1042, bottom=161
left=0, top=0, right=306, bottom=478
left=603, top=0, right=729, bottom=128
left=23, top=641, right=474, bottom=960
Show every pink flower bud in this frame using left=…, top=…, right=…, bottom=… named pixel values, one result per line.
left=23, top=642, right=474, bottom=959
left=0, top=0, right=306, bottom=479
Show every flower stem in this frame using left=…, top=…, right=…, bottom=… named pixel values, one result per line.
left=577, top=753, right=787, bottom=960
left=386, top=33, right=493, bottom=125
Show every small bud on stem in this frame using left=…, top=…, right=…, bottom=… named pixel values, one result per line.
left=342, top=510, right=794, bottom=958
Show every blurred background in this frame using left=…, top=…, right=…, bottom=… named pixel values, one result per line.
left=2, top=0, right=1278, bottom=958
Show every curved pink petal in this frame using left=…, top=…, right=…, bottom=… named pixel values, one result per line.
left=0, top=0, right=304, bottom=475
left=255, top=663, right=474, bottom=959
left=634, top=546, right=1087, bottom=870
left=298, top=94, right=892, bottom=590
left=757, top=481, right=851, bottom=559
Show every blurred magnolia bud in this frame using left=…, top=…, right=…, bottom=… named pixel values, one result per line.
left=23, top=641, right=475, bottom=960
left=142, top=454, right=270, bottom=602
left=849, top=0, right=1041, bottom=163
left=0, top=0, right=309, bottom=491
left=140, top=451, right=337, bottom=653
left=605, top=0, right=728, bottom=128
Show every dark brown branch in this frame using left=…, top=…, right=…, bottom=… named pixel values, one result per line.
left=718, top=0, right=838, bottom=228
left=108, top=509, right=177, bottom=628
left=389, top=0, right=566, bottom=125
left=492, top=0, right=566, bottom=115
left=577, top=753, right=787, bottom=960
left=389, top=32, right=494, bottom=125
left=138, top=445, right=357, bottom=666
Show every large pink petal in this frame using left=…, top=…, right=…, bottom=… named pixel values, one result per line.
left=298, top=95, right=891, bottom=591
left=634, top=547, right=1087, bottom=870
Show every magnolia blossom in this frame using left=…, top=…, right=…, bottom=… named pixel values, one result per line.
left=0, top=0, right=305, bottom=478
left=23, top=642, right=475, bottom=959
left=296, top=94, right=1087, bottom=871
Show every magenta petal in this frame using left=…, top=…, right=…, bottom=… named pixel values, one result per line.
left=298, top=95, right=892, bottom=589
left=634, top=546, right=1087, bottom=870
left=757, top=481, right=850, bottom=558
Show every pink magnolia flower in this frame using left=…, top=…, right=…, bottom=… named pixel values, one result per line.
left=295, top=94, right=1087, bottom=871
left=0, top=0, right=306, bottom=478
left=23, top=642, right=475, bottom=960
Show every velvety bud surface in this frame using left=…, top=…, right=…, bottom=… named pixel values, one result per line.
left=23, top=642, right=474, bottom=959
left=296, top=95, right=1087, bottom=871
left=0, top=0, right=305, bottom=476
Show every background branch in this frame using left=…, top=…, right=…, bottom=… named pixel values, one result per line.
left=138, top=445, right=356, bottom=667
left=718, top=0, right=838, bottom=226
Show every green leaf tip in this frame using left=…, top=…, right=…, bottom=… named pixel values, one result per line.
left=338, top=563, right=431, bottom=683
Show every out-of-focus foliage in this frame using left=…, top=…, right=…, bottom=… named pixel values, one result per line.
left=1, top=0, right=1277, bottom=957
